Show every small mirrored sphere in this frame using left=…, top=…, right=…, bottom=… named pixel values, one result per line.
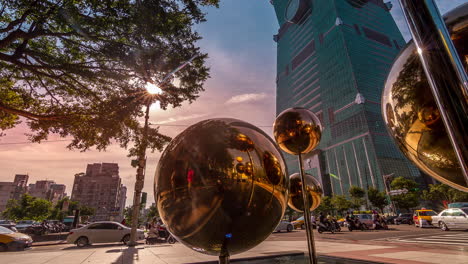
left=273, top=107, right=323, bottom=155
left=382, top=4, right=468, bottom=192
left=154, top=118, right=289, bottom=256
left=288, top=173, right=323, bottom=212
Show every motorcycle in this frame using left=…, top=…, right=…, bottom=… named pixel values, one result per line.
left=331, top=219, right=341, bottom=232
left=146, top=225, right=176, bottom=245
left=346, top=219, right=366, bottom=231
left=373, top=220, right=389, bottom=230
left=317, top=221, right=336, bottom=234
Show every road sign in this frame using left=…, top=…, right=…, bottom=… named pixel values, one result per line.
left=389, top=188, right=408, bottom=195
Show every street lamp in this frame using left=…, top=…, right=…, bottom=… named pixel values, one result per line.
left=127, top=55, right=198, bottom=246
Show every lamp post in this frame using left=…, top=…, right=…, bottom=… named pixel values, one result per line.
left=127, top=55, right=198, bottom=247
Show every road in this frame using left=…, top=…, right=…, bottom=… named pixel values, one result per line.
left=269, top=224, right=468, bottom=248
left=25, top=224, right=467, bottom=254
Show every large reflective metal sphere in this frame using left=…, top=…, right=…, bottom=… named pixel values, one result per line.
left=382, top=4, right=468, bottom=192
left=273, top=107, right=323, bottom=155
left=288, top=173, right=323, bottom=212
left=154, top=118, right=289, bottom=256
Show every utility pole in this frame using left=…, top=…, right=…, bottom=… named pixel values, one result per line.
left=128, top=102, right=151, bottom=246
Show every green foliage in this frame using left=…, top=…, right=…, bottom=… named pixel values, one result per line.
left=2, top=194, right=52, bottom=221
left=390, top=177, right=420, bottom=212
left=123, top=206, right=144, bottom=226
left=0, top=0, right=219, bottom=156
left=349, top=186, right=365, bottom=210
left=422, top=184, right=468, bottom=208
left=367, top=187, right=389, bottom=213
left=79, top=206, right=96, bottom=216
left=315, top=196, right=334, bottom=214
left=331, top=195, right=352, bottom=215
left=146, top=204, right=159, bottom=222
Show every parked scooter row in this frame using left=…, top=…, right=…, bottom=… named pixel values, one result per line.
left=25, top=221, right=65, bottom=236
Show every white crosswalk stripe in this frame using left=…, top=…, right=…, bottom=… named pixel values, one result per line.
left=387, top=233, right=468, bottom=246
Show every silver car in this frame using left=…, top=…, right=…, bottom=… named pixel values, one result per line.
left=66, top=221, right=145, bottom=247
left=274, top=220, right=293, bottom=233
left=432, top=207, right=468, bottom=231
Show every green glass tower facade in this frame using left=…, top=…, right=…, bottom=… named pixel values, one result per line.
left=272, top=0, right=421, bottom=196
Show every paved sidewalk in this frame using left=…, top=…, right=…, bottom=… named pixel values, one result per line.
left=3, top=239, right=468, bottom=263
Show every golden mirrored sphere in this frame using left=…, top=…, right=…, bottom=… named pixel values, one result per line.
left=154, top=118, right=289, bottom=256
left=288, top=173, right=323, bottom=212
left=382, top=4, right=468, bottom=192
left=273, top=107, right=323, bottom=155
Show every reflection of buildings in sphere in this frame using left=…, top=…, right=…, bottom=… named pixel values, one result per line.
left=382, top=4, right=468, bottom=191
left=288, top=173, right=322, bottom=212
left=155, top=119, right=289, bottom=256
left=273, top=108, right=322, bottom=155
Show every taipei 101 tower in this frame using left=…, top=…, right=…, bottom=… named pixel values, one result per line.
left=271, top=0, right=422, bottom=196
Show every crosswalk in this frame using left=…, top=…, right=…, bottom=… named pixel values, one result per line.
left=387, top=233, right=468, bottom=246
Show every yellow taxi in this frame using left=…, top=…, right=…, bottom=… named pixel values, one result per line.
left=292, top=216, right=305, bottom=229
left=0, top=225, right=33, bottom=251
left=413, top=209, right=437, bottom=228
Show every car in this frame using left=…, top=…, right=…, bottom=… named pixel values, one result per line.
left=66, top=221, right=145, bottom=247
left=0, top=220, right=18, bottom=232
left=292, top=216, right=305, bottom=229
left=291, top=216, right=317, bottom=230
left=354, top=214, right=373, bottom=229
left=413, top=209, right=437, bottom=228
left=274, top=220, right=294, bottom=233
left=432, top=207, right=468, bottom=231
left=0, top=226, right=33, bottom=252
left=394, top=213, right=413, bottom=225
left=15, top=220, right=38, bottom=233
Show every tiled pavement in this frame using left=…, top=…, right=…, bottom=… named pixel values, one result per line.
left=2, top=239, right=468, bottom=263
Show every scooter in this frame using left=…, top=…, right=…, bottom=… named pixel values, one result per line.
left=146, top=225, right=176, bottom=245
left=317, top=222, right=335, bottom=234
left=346, top=219, right=366, bottom=231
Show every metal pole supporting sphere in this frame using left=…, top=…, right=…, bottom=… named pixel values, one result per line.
left=273, top=107, right=323, bottom=264
left=399, top=0, right=468, bottom=186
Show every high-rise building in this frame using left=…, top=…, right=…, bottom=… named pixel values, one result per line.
left=0, top=174, right=29, bottom=212
left=272, top=0, right=420, bottom=196
left=71, top=163, right=126, bottom=221
left=28, top=180, right=55, bottom=200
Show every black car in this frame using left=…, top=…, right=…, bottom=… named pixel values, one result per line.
left=394, top=213, right=413, bottom=225
left=0, top=220, right=17, bottom=232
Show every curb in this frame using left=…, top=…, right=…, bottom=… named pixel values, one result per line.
left=32, top=241, right=67, bottom=247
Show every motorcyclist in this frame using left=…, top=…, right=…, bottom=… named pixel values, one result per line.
left=345, top=212, right=355, bottom=229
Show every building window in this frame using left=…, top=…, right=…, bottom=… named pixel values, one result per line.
left=292, top=40, right=315, bottom=70
left=362, top=26, right=392, bottom=47
left=354, top=24, right=361, bottom=35
left=328, top=108, right=335, bottom=124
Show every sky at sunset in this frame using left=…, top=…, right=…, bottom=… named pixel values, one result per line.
left=0, top=0, right=466, bottom=207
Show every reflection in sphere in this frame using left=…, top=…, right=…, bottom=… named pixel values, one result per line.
left=273, top=107, right=322, bottom=155
left=382, top=4, right=468, bottom=192
left=154, top=118, right=289, bottom=256
left=288, top=173, right=323, bottom=212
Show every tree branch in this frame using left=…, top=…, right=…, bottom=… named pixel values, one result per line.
left=0, top=103, right=68, bottom=121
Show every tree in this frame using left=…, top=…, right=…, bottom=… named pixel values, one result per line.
left=390, top=177, right=420, bottom=212
left=2, top=194, right=52, bottom=221
left=367, top=187, right=389, bottom=213
left=349, top=186, right=365, bottom=210
left=123, top=205, right=144, bottom=226
left=422, top=184, right=468, bottom=209
left=79, top=206, right=95, bottom=217
left=0, top=0, right=218, bottom=156
left=331, top=195, right=352, bottom=216
left=315, top=196, right=334, bottom=215
left=146, top=204, right=159, bottom=222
